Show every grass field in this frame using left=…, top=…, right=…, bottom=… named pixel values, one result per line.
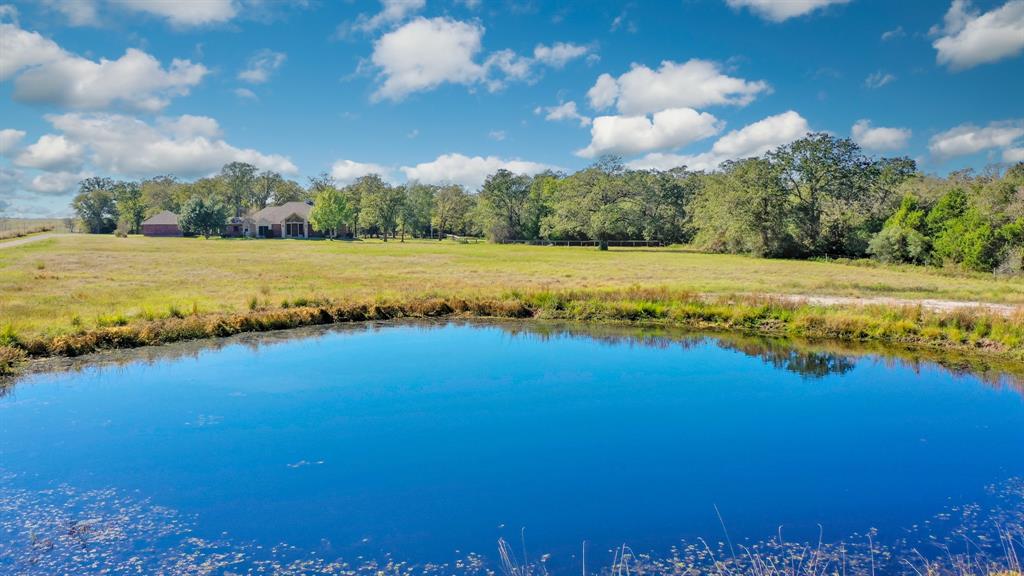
left=3, top=234, right=1024, bottom=338
left=2, top=234, right=1024, bottom=374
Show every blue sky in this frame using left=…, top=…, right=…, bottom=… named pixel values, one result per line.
left=1, top=0, right=1023, bottom=217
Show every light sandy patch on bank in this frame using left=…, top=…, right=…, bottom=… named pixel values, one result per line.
left=761, top=294, right=1021, bottom=317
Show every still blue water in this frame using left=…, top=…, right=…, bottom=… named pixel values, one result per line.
left=1, top=321, right=1022, bottom=573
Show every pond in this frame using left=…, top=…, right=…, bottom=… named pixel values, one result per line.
left=1, top=321, right=1022, bottom=575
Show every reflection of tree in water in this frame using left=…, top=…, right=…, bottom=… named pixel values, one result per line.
left=4, top=319, right=1021, bottom=396
left=720, top=339, right=857, bottom=378
left=499, top=321, right=1024, bottom=391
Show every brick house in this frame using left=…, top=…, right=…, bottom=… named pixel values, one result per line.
left=141, top=201, right=329, bottom=238
left=251, top=201, right=322, bottom=238
left=140, top=210, right=182, bottom=236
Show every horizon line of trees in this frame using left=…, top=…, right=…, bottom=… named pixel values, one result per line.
left=69, top=133, right=1024, bottom=274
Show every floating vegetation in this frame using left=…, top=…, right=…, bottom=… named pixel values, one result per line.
left=1, top=470, right=1021, bottom=576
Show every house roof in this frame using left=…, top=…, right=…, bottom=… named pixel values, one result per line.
left=142, top=210, right=179, bottom=226
left=253, top=201, right=312, bottom=223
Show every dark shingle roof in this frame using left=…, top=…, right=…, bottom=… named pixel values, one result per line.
left=253, top=201, right=312, bottom=222
left=142, top=210, right=179, bottom=226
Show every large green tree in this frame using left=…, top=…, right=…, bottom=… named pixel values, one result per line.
left=432, top=185, right=473, bottom=239
left=478, top=169, right=534, bottom=242
left=140, top=175, right=186, bottom=213
left=251, top=170, right=285, bottom=210
left=71, top=177, right=118, bottom=234
left=543, top=157, right=637, bottom=249
left=691, top=158, right=792, bottom=257
left=401, top=183, right=435, bottom=239
left=346, top=175, right=389, bottom=238
left=179, top=196, right=229, bottom=238
left=113, top=181, right=146, bottom=234
left=273, top=179, right=309, bottom=204
left=187, top=176, right=227, bottom=205
left=220, top=162, right=258, bottom=217
left=309, top=185, right=350, bottom=238
left=769, top=133, right=915, bottom=257
left=361, top=180, right=406, bottom=241
left=629, top=168, right=696, bottom=244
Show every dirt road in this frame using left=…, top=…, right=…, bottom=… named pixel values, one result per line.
left=0, top=233, right=61, bottom=249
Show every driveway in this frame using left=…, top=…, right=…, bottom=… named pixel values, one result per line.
left=0, top=233, right=62, bottom=249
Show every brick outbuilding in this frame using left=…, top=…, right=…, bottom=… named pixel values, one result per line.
left=140, top=210, right=182, bottom=236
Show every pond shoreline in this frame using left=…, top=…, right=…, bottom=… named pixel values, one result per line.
left=6, top=316, right=1024, bottom=396
left=3, top=322, right=1023, bottom=575
left=2, top=290, right=1023, bottom=379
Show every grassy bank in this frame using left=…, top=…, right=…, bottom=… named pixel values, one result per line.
left=3, top=235, right=1024, bottom=375
left=3, top=235, right=1024, bottom=337
left=3, top=288, right=1023, bottom=376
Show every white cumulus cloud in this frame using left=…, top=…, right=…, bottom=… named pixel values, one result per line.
left=586, top=59, right=769, bottom=115
left=532, top=42, right=592, bottom=68
left=14, top=48, right=207, bottom=112
left=577, top=108, right=723, bottom=158
left=724, top=0, right=850, bottom=22
left=41, top=0, right=100, bottom=26
left=369, top=17, right=595, bottom=101
left=351, top=0, right=426, bottom=33
left=1004, top=148, right=1024, bottom=163
left=331, top=159, right=393, bottom=185
left=0, top=129, right=27, bottom=155
left=2, top=23, right=207, bottom=112
left=43, top=112, right=297, bottom=178
left=932, top=0, right=1024, bottom=70
left=0, top=23, right=66, bottom=81
left=401, top=153, right=556, bottom=189
left=928, top=119, right=1024, bottom=159
left=371, top=17, right=486, bottom=101
left=238, top=49, right=286, bottom=84
left=29, top=170, right=88, bottom=196
left=14, top=134, right=84, bottom=171
left=110, top=0, right=238, bottom=26
left=851, top=120, right=912, bottom=151
left=535, top=101, right=591, bottom=127
left=628, top=111, right=809, bottom=171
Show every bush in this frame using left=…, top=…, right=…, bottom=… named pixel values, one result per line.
left=868, top=225, right=930, bottom=264
left=0, top=325, right=19, bottom=347
left=0, top=345, right=27, bottom=375
left=995, top=246, right=1024, bottom=277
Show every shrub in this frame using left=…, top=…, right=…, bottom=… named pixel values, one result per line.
left=868, top=225, right=930, bottom=264
left=0, top=345, right=27, bottom=375
left=0, top=325, right=19, bottom=347
left=996, top=246, right=1024, bottom=277
left=96, top=313, right=128, bottom=327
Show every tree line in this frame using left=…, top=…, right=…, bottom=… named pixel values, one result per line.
left=70, top=134, right=1024, bottom=273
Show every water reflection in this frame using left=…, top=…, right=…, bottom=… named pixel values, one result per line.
left=7, top=319, right=1024, bottom=394
left=2, top=320, right=1022, bottom=575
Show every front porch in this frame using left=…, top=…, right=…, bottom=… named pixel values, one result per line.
left=284, top=215, right=309, bottom=238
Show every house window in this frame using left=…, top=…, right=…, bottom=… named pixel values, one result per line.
left=286, top=222, right=305, bottom=237
left=258, top=225, right=270, bottom=237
